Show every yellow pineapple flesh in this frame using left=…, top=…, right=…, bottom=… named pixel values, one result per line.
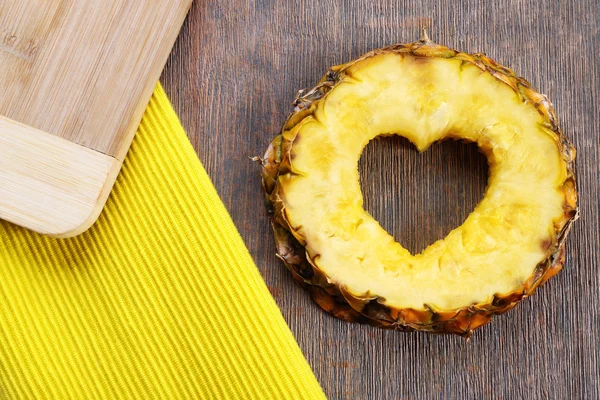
left=262, top=37, right=578, bottom=336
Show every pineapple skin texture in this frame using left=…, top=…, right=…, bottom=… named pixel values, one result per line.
left=261, top=39, right=578, bottom=337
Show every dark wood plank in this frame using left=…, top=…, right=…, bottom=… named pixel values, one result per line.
left=162, top=1, right=600, bottom=398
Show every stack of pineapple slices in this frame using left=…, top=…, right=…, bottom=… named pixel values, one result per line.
left=261, top=35, right=578, bottom=336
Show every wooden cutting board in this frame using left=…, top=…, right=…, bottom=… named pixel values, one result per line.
left=0, top=0, right=192, bottom=237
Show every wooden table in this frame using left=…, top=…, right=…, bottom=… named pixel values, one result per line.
left=161, top=1, right=599, bottom=398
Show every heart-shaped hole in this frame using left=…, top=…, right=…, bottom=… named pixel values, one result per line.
left=359, top=136, right=489, bottom=256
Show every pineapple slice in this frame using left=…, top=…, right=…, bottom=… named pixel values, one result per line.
left=261, top=37, right=578, bottom=336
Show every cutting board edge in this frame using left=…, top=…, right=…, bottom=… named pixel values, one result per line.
left=110, top=0, right=193, bottom=161
left=0, top=115, right=121, bottom=237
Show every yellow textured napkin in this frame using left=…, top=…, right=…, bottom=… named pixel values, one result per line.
left=0, top=84, right=325, bottom=399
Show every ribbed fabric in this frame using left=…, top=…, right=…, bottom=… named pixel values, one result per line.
left=0, top=84, right=326, bottom=399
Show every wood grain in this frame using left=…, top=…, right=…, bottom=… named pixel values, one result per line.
left=0, top=115, right=120, bottom=237
left=0, top=0, right=191, bottom=159
left=161, top=1, right=600, bottom=399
